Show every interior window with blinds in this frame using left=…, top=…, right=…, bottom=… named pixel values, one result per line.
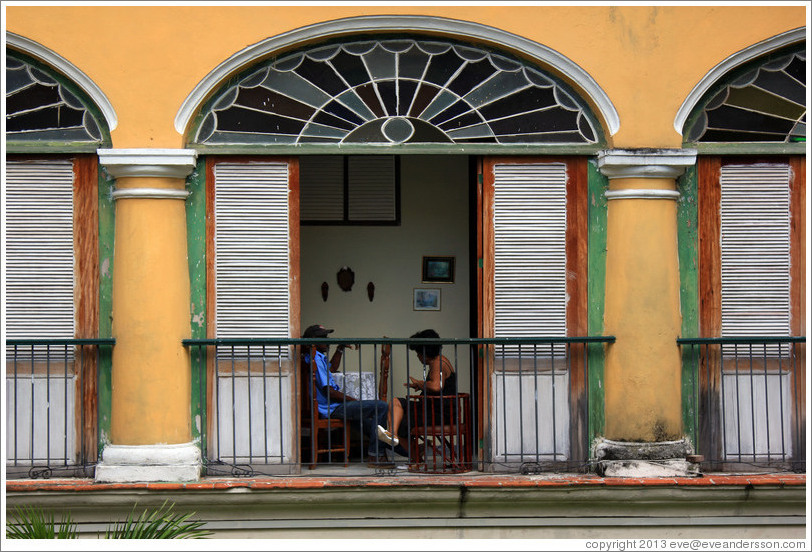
left=720, top=164, right=791, bottom=343
left=6, top=160, right=76, bottom=340
left=300, top=155, right=399, bottom=224
left=493, top=163, right=568, bottom=356
left=214, top=162, right=291, bottom=350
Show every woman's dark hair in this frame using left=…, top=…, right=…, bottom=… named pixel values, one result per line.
left=408, top=329, right=441, bottom=360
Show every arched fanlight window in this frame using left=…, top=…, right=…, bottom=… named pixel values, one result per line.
left=191, top=38, right=602, bottom=147
left=683, top=43, right=805, bottom=145
left=5, top=50, right=110, bottom=150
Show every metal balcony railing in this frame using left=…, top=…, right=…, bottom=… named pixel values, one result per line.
left=12, top=335, right=799, bottom=478
left=678, top=336, right=806, bottom=472
left=5, top=338, right=115, bottom=479
left=183, top=336, right=614, bottom=475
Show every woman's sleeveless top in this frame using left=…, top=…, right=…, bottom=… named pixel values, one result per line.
left=425, top=356, right=457, bottom=397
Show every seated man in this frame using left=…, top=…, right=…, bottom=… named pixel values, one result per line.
left=302, top=324, right=398, bottom=465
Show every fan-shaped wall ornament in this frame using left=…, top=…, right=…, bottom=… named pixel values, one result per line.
left=192, top=38, right=601, bottom=147
left=684, top=43, right=805, bottom=144
left=5, top=51, right=107, bottom=146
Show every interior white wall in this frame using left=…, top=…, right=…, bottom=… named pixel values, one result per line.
left=300, top=155, right=471, bottom=399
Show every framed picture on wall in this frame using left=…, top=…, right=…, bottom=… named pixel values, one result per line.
left=422, top=256, right=455, bottom=283
left=413, top=288, right=441, bottom=311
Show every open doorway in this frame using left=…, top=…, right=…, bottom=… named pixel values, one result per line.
left=298, top=153, right=475, bottom=414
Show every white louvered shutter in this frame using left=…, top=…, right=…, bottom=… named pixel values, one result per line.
left=493, top=163, right=568, bottom=354
left=6, top=160, right=75, bottom=340
left=347, top=156, right=396, bottom=221
left=299, top=156, right=344, bottom=221
left=214, top=163, right=291, bottom=347
left=720, top=164, right=791, bottom=344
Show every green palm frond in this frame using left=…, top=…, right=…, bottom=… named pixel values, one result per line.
left=6, top=505, right=78, bottom=539
left=104, top=500, right=212, bottom=539
left=6, top=501, right=211, bottom=539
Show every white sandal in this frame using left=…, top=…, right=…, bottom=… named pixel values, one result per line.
left=377, top=425, right=399, bottom=447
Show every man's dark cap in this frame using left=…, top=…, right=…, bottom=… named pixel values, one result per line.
left=302, top=324, right=334, bottom=338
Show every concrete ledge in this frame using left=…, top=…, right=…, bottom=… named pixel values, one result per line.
left=94, top=443, right=202, bottom=483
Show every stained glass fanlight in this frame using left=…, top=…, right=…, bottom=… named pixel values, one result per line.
left=684, top=44, right=806, bottom=144
left=5, top=52, right=107, bottom=146
left=192, top=38, right=602, bottom=146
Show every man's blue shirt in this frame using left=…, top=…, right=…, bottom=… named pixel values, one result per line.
left=308, top=349, right=340, bottom=417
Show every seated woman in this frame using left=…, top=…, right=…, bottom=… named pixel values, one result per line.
left=377, top=329, right=458, bottom=454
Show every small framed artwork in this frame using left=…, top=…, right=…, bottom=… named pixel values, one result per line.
left=422, top=256, right=455, bottom=283
left=413, top=288, right=441, bottom=311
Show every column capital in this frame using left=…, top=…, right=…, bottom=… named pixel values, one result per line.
left=597, top=148, right=697, bottom=179
left=98, top=148, right=198, bottom=179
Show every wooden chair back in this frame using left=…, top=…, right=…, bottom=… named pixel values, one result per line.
left=407, top=392, right=473, bottom=474
left=378, top=341, right=391, bottom=402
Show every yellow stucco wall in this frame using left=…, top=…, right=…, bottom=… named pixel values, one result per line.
left=5, top=5, right=805, bottom=148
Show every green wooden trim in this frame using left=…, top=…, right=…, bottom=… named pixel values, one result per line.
left=5, top=143, right=104, bottom=154
left=97, top=165, right=116, bottom=453
left=586, top=159, right=609, bottom=451
left=188, top=143, right=604, bottom=156
left=685, top=143, right=805, bottom=155
left=186, top=157, right=208, bottom=456
left=676, top=164, right=699, bottom=450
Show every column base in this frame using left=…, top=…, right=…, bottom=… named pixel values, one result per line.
left=593, top=437, right=700, bottom=477
left=597, top=458, right=700, bottom=478
left=95, top=442, right=202, bottom=483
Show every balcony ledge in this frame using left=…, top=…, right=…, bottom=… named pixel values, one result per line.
left=7, top=473, right=805, bottom=539
left=6, top=472, right=806, bottom=493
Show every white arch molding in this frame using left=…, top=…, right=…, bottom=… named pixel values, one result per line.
left=6, top=31, right=118, bottom=131
left=175, top=15, right=620, bottom=138
left=674, top=27, right=806, bottom=136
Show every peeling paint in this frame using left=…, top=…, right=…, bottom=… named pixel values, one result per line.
left=186, top=156, right=207, bottom=452
left=97, top=165, right=115, bottom=453
left=587, top=160, right=609, bottom=444
left=677, top=164, right=699, bottom=446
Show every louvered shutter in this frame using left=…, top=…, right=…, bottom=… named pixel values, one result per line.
left=299, top=156, right=343, bottom=221
left=6, top=160, right=75, bottom=340
left=300, top=155, right=396, bottom=222
left=720, top=164, right=791, bottom=344
left=214, top=163, right=291, bottom=347
left=347, top=156, right=396, bottom=221
left=493, top=163, right=568, bottom=353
